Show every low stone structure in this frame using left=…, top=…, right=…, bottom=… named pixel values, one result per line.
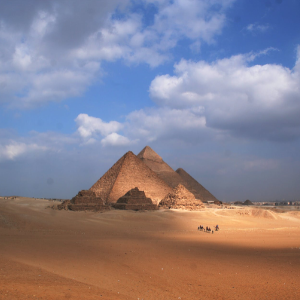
left=113, top=187, right=158, bottom=210
left=243, top=199, right=254, bottom=206
left=58, top=190, right=109, bottom=211
left=159, top=184, right=204, bottom=210
left=234, top=201, right=243, bottom=205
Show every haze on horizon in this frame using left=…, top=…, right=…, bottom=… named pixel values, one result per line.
left=1, top=0, right=300, bottom=202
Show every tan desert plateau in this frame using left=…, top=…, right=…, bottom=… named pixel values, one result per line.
left=1, top=197, right=300, bottom=300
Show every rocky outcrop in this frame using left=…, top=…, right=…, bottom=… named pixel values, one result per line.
left=113, top=187, right=158, bottom=210
left=159, top=184, right=204, bottom=210
left=58, top=190, right=109, bottom=211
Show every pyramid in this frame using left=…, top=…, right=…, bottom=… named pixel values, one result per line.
left=113, top=187, right=158, bottom=210
left=159, top=184, right=204, bottom=210
left=243, top=199, right=254, bottom=206
left=176, top=168, right=219, bottom=203
left=137, top=146, right=188, bottom=188
left=58, top=190, right=108, bottom=211
left=137, top=146, right=219, bottom=203
left=89, top=151, right=172, bottom=205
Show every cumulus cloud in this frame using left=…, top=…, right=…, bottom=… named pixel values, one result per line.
left=0, top=129, right=80, bottom=163
left=0, top=0, right=234, bottom=108
left=0, top=141, right=48, bottom=161
left=75, top=113, right=123, bottom=138
left=126, top=107, right=208, bottom=143
left=101, top=133, right=131, bottom=147
left=149, top=47, right=300, bottom=141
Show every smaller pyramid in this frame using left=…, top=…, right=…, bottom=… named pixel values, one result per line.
left=243, top=199, right=254, bottom=206
left=159, top=184, right=204, bottom=210
left=234, top=201, right=243, bottom=205
left=90, top=151, right=172, bottom=204
left=113, top=187, right=158, bottom=210
left=58, top=190, right=108, bottom=211
left=176, top=168, right=219, bottom=203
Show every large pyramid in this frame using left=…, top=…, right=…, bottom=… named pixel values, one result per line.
left=89, top=151, right=172, bottom=205
left=176, top=168, right=218, bottom=202
left=137, top=146, right=188, bottom=188
left=137, top=146, right=218, bottom=203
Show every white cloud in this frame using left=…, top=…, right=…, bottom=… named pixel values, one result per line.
left=0, top=141, right=48, bottom=161
left=0, top=129, right=81, bottom=163
left=0, top=0, right=234, bottom=108
left=149, top=48, right=300, bottom=141
left=75, top=113, right=123, bottom=138
left=246, top=23, right=270, bottom=33
left=151, top=0, right=228, bottom=42
left=101, top=133, right=131, bottom=146
left=125, top=107, right=207, bottom=142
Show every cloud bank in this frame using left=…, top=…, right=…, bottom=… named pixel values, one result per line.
left=0, top=0, right=234, bottom=108
left=148, top=47, right=300, bottom=141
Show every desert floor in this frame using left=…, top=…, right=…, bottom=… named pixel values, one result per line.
left=0, top=198, right=300, bottom=300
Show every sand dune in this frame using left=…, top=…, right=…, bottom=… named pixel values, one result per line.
left=1, top=197, right=300, bottom=299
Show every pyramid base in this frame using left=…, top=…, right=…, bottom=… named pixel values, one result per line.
left=68, top=204, right=110, bottom=211
left=112, top=203, right=158, bottom=210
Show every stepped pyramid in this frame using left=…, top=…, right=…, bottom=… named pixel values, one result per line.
left=58, top=190, right=108, bottom=211
left=113, top=187, right=158, bottom=210
left=89, top=151, right=172, bottom=204
left=176, top=168, right=218, bottom=202
left=137, top=146, right=218, bottom=203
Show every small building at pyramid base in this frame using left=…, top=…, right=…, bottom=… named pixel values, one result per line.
left=159, top=184, right=205, bottom=210
left=113, top=187, right=158, bottom=210
left=58, top=190, right=109, bottom=211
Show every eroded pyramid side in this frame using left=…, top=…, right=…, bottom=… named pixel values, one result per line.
left=176, top=168, right=219, bottom=203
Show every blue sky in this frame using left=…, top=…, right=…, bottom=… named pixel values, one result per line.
left=1, top=0, right=300, bottom=202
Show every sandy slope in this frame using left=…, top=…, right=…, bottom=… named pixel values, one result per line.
left=0, top=197, right=300, bottom=299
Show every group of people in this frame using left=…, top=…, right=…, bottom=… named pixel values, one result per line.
left=198, top=224, right=219, bottom=233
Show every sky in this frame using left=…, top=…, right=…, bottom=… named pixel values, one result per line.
left=1, top=0, right=300, bottom=202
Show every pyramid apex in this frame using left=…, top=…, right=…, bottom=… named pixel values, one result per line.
left=124, top=150, right=135, bottom=156
left=137, top=146, right=163, bottom=163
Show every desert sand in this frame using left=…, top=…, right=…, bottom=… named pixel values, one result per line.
left=0, top=197, right=300, bottom=299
